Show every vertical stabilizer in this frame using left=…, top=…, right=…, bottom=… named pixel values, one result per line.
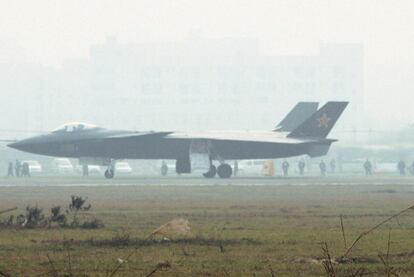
left=275, top=102, right=319, bottom=132
left=287, top=101, right=348, bottom=138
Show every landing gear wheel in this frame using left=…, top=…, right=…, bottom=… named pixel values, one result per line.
left=217, top=164, right=232, bottom=178
left=104, top=169, right=114, bottom=179
left=203, top=165, right=217, bottom=178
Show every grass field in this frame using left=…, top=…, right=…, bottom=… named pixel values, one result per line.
left=0, top=176, right=413, bottom=276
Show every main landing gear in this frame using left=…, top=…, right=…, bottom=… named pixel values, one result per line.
left=203, top=165, right=216, bottom=178
left=217, top=163, right=232, bottom=178
left=203, top=163, right=233, bottom=179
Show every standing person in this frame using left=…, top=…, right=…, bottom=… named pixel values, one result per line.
left=21, top=162, right=26, bottom=177
left=398, top=160, right=406, bottom=176
left=15, top=160, right=21, bottom=177
left=298, top=159, right=306, bottom=176
left=233, top=161, right=239, bottom=177
left=319, top=160, right=326, bottom=176
left=282, top=160, right=289, bottom=177
left=160, top=161, right=168, bottom=176
left=23, top=162, right=31, bottom=177
left=330, top=159, right=336, bottom=174
left=7, top=162, right=14, bottom=177
left=363, top=159, right=372, bottom=176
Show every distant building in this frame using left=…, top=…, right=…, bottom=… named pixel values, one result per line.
left=0, top=35, right=363, bottom=139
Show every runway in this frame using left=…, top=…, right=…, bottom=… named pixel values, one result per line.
left=0, top=175, right=413, bottom=187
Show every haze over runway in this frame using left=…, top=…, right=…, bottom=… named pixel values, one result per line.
left=0, top=1, right=413, bottom=132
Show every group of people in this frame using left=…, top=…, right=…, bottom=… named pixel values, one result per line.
left=396, top=160, right=414, bottom=176
left=281, top=158, right=413, bottom=177
left=281, top=159, right=336, bottom=177
left=7, top=160, right=30, bottom=177
left=363, top=159, right=414, bottom=176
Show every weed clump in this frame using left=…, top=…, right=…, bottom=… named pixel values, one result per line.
left=49, top=205, right=67, bottom=227
left=0, top=195, right=103, bottom=229
left=19, top=206, right=45, bottom=228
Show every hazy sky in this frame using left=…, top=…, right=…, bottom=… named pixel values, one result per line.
left=1, top=0, right=413, bottom=125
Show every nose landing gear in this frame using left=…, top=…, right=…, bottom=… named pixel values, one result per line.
left=104, top=168, right=114, bottom=179
left=104, top=161, right=115, bottom=179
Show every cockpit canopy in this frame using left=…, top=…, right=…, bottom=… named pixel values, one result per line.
left=52, top=122, right=101, bottom=133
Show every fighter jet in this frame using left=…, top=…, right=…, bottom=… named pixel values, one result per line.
left=8, top=101, right=347, bottom=179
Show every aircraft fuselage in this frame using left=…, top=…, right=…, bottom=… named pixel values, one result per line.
left=9, top=129, right=330, bottom=160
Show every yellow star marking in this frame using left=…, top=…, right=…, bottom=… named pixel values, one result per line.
left=317, top=113, right=331, bottom=128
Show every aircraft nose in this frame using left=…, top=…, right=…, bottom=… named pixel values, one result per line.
left=7, top=138, right=41, bottom=153
left=8, top=140, right=28, bottom=151
left=7, top=136, right=54, bottom=155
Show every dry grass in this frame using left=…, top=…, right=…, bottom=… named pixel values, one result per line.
left=0, top=177, right=413, bottom=276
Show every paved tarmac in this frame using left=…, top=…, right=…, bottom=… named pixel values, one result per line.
left=0, top=175, right=413, bottom=186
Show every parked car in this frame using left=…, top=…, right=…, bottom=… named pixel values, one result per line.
left=21, top=160, right=43, bottom=175
left=157, top=160, right=176, bottom=176
left=87, top=165, right=102, bottom=174
left=115, top=162, right=132, bottom=174
left=75, top=164, right=102, bottom=175
left=52, top=158, right=74, bottom=174
left=237, top=160, right=266, bottom=176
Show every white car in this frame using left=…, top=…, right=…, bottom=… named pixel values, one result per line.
left=52, top=158, right=74, bottom=174
left=115, top=162, right=132, bottom=174
left=22, top=160, right=43, bottom=174
left=75, top=164, right=102, bottom=175
left=87, top=165, right=102, bottom=174
left=237, top=160, right=266, bottom=176
left=158, top=160, right=176, bottom=176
